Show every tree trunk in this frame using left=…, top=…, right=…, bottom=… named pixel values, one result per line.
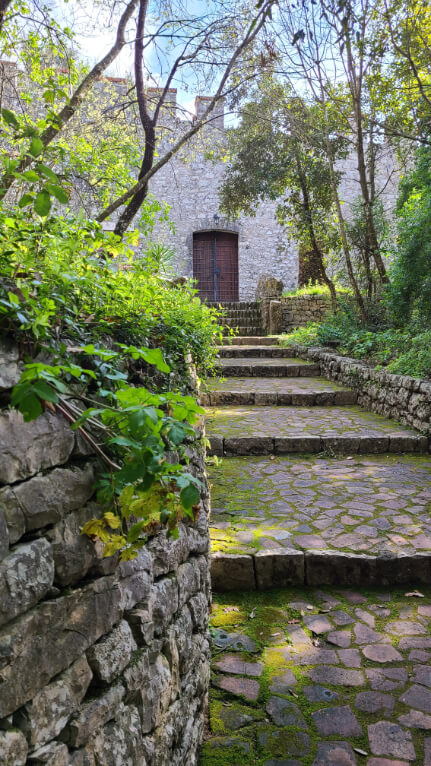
left=321, top=113, right=368, bottom=322
left=295, top=157, right=338, bottom=313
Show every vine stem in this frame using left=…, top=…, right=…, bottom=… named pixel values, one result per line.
left=54, top=399, right=121, bottom=471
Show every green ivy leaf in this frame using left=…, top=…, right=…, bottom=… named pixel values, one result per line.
left=18, top=194, right=34, bottom=208
left=28, top=137, right=44, bottom=157
left=1, top=108, right=19, bottom=127
left=37, top=164, right=58, bottom=183
left=126, top=520, right=146, bottom=543
left=47, top=184, right=68, bottom=204
left=34, top=190, right=51, bottom=216
left=179, top=482, right=200, bottom=509
left=22, top=170, right=40, bottom=183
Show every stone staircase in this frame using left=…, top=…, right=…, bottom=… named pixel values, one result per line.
left=201, top=335, right=431, bottom=766
left=203, top=336, right=431, bottom=589
left=207, top=301, right=264, bottom=336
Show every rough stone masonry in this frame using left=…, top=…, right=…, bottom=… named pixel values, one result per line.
left=0, top=340, right=211, bottom=766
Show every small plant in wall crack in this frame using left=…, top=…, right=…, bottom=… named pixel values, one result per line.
left=11, top=344, right=205, bottom=561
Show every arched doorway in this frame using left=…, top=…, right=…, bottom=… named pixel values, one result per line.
left=193, top=231, right=239, bottom=301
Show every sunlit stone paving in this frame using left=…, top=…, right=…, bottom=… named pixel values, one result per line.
left=208, top=455, right=431, bottom=555
left=204, top=339, right=431, bottom=763
left=216, top=357, right=320, bottom=377
left=206, top=405, right=428, bottom=455
left=202, top=376, right=357, bottom=406
left=201, top=587, right=431, bottom=765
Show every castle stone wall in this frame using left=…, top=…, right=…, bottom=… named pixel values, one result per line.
left=148, top=126, right=298, bottom=300
left=0, top=341, right=211, bottom=766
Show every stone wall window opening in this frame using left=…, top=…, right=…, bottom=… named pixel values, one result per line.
left=193, top=230, right=239, bottom=302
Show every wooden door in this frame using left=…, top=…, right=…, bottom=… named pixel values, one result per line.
left=193, top=231, right=238, bottom=301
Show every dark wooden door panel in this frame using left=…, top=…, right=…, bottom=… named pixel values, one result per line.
left=193, top=233, right=215, bottom=301
left=193, top=231, right=238, bottom=301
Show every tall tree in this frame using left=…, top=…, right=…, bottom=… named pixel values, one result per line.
left=219, top=80, right=347, bottom=309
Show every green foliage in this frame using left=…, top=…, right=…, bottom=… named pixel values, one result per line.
left=11, top=352, right=205, bottom=560
left=386, top=145, right=431, bottom=325
left=281, top=304, right=431, bottom=378
left=279, top=323, right=321, bottom=347
left=1, top=199, right=222, bottom=560
left=283, top=280, right=351, bottom=298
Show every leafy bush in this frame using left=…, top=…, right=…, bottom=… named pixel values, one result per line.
left=386, top=145, right=431, bottom=325
left=283, top=280, right=351, bottom=298
left=280, top=303, right=431, bottom=378
left=1, top=206, right=222, bottom=559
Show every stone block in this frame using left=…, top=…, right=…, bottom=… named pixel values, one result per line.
left=47, top=502, right=107, bottom=586
left=146, top=525, right=189, bottom=577
left=28, top=742, right=70, bottom=765
left=152, top=576, right=179, bottom=636
left=224, top=437, right=273, bottom=455
left=171, top=606, right=194, bottom=670
left=255, top=549, right=304, bottom=589
left=255, top=392, right=277, bottom=405
left=127, top=605, right=155, bottom=646
left=389, top=434, right=428, bottom=453
left=0, top=409, right=75, bottom=484
left=177, top=559, right=200, bottom=607
left=67, top=749, right=96, bottom=766
left=0, top=730, right=28, bottom=765
left=376, top=553, right=431, bottom=585
left=124, top=650, right=172, bottom=734
left=94, top=704, right=144, bottom=766
left=305, top=550, right=378, bottom=586
left=12, top=463, right=96, bottom=532
left=0, top=575, right=122, bottom=717
left=0, top=486, right=24, bottom=544
left=116, top=547, right=153, bottom=610
left=255, top=275, right=283, bottom=300
left=0, top=340, right=22, bottom=391
left=274, top=436, right=321, bottom=454
left=322, top=436, right=361, bottom=454
left=87, top=620, right=137, bottom=683
left=0, top=507, right=9, bottom=560
left=0, top=539, right=54, bottom=627
left=16, top=656, right=92, bottom=747
left=211, top=552, right=256, bottom=591
left=188, top=592, right=209, bottom=630
left=208, top=438, right=223, bottom=460
left=269, top=300, right=283, bottom=335
left=62, top=684, right=125, bottom=748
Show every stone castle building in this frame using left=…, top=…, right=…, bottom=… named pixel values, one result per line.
left=0, top=62, right=401, bottom=301
left=145, top=89, right=400, bottom=301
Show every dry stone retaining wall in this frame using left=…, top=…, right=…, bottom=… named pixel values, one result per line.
left=261, top=295, right=332, bottom=333
left=0, top=341, right=211, bottom=766
left=290, top=343, right=431, bottom=437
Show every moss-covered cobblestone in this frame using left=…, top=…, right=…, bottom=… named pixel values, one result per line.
left=201, top=587, right=431, bottom=765
left=209, top=454, right=431, bottom=556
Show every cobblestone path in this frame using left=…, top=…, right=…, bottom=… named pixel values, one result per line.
left=201, top=586, right=431, bottom=765
left=202, top=337, right=431, bottom=764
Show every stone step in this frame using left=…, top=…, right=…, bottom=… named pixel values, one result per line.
left=223, top=336, right=274, bottom=345
left=219, top=326, right=264, bottom=336
left=216, top=358, right=320, bottom=377
left=218, top=345, right=296, bottom=358
left=206, top=404, right=428, bottom=456
left=208, top=453, right=431, bottom=589
left=207, top=301, right=260, bottom=310
left=201, top=377, right=357, bottom=406
left=221, top=312, right=262, bottom=321
left=221, top=318, right=263, bottom=327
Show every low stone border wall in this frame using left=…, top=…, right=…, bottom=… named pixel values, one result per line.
left=208, top=432, right=428, bottom=456
left=0, top=342, right=210, bottom=766
left=261, top=295, right=331, bottom=333
left=287, top=344, right=431, bottom=438
left=212, top=549, right=431, bottom=591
